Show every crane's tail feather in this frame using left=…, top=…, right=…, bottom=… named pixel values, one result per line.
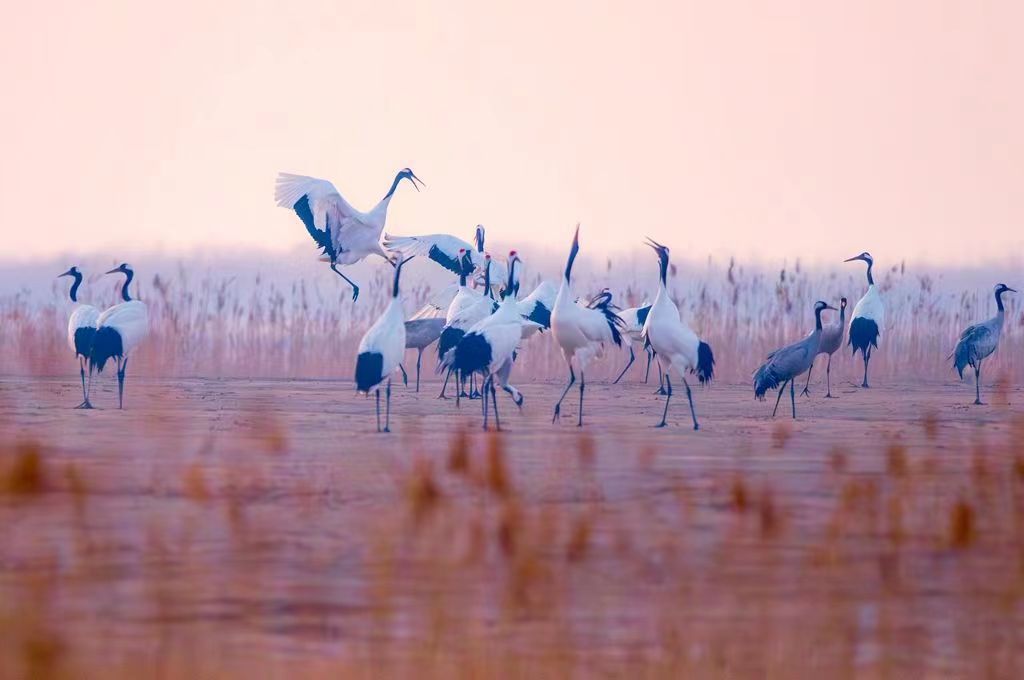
left=354, top=352, right=384, bottom=393
left=446, top=332, right=491, bottom=376
left=753, top=362, right=783, bottom=400
left=88, top=327, right=123, bottom=374
left=951, top=340, right=971, bottom=380
left=693, top=341, right=715, bottom=385
left=587, top=290, right=626, bottom=347
left=436, top=326, right=466, bottom=365
left=848, top=317, right=879, bottom=357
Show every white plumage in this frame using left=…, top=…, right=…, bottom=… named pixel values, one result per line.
left=275, top=169, right=423, bottom=301
left=383, top=225, right=507, bottom=292
left=354, top=257, right=413, bottom=432
left=89, top=264, right=150, bottom=409
left=443, top=253, right=531, bottom=430
left=641, top=240, right=715, bottom=429
left=612, top=303, right=661, bottom=388
left=844, top=252, right=885, bottom=388
left=59, top=266, right=100, bottom=408
left=551, top=226, right=625, bottom=426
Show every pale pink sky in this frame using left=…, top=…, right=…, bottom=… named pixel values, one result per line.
left=2, top=0, right=1022, bottom=264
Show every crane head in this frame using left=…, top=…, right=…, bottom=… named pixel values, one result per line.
left=814, top=300, right=838, bottom=313
left=840, top=297, right=848, bottom=309
left=843, top=252, right=873, bottom=265
left=995, top=283, right=1017, bottom=295
left=474, top=225, right=486, bottom=252
left=105, top=263, right=132, bottom=276
left=397, top=168, right=425, bottom=192
left=58, top=266, right=80, bottom=278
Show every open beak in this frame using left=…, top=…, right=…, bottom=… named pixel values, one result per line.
left=644, top=236, right=666, bottom=251
left=410, top=172, right=425, bottom=191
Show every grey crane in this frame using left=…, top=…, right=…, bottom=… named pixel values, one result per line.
left=399, top=317, right=446, bottom=392
left=802, top=297, right=847, bottom=398
left=754, top=300, right=837, bottom=418
left=951, top=283, right=1016, bottom=405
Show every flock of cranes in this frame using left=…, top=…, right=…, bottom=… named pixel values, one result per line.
left=57, top=167, right=1016, bottom=430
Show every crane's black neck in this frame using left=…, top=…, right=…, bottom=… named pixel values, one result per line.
left=383, top=172, right=405, bottom=201
left=504, top=259, right=518, bottom=300
left=119, top=269, right=134, bottom=302
left=392, top=261, right=404, bottom=298
left=564, top=240, right=579, bottom=284
left=865, top=260, right=874, bottom=286
left=483, top=261, right=492, bottom=298
left=996, top=287, right=1007, bottom=312
left=475, top=230, right=485, bottom=253
left=67, top=271, right=83, bottom=303
left=658, top=253, right=669, bottom=287
left=458, top=268, right=468, bottom=287
left=814, top=306, right=825, bottom=330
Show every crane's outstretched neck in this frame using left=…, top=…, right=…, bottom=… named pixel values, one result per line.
left=68, top=271, right=83, bottom=303
left=563, top=228, right=580, bottom=285
left=814, top=305, right=825, bottom=330
left=865, top=260, right=874, bottom=286
left=120, top=269, right=134, bottom=302
left=996, top=287, right=1007, bottom=313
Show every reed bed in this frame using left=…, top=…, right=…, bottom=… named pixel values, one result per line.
left=2, top=254, right=1019, bottom=384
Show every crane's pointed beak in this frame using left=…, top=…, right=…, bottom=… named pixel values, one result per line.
left=573, top=223, right=580, bottom=244
left=57, top=269, right=73, bottom=278
left=104, top=268, right=120, bottom=275
left=1007, top=287, right=1018, bottom=293
left=825, top=304, right=838, bottom=311
left=843, top=255, right=864, bottom=263
left=410, top=172, right=425, bottom=191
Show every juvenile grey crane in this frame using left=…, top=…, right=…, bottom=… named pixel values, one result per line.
left=802, top=297, right=847, bottom=398
left=400, top=317, right=445, bottom=392
left=754, top=300, right=837, bottom=418
left=951, top=283, right=1016, bottom=405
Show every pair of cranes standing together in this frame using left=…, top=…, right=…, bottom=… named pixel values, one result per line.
left=58, top=167, right=1014, bottom=425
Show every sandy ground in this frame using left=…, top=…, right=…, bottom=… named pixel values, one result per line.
left=2, top=375, right=1023, bottom=676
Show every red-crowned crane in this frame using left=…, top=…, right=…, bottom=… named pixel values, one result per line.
left=845, top=252, right=885, bottom=387
left=354, top=256, right=414, bottom=432
left=59, top=266, right=99, bottom=409
left=89, top=264, right=150, bottom=409
left=275, top=169, right=423, bottom=301
left=383, top=225, right=507, bottom=293
left=551, top=226, right=625, bottom=426
left=640, top=240, right=715, bottom=430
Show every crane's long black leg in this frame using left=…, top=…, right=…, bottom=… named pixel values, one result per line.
left=577, top=371, right=586, bottom=427
left=398, top=364, right=408, bottom=387
left=383, top=378, right=392, bottom=432
left=790, top=378, right=797, bottom=419
left=644, top=349, right=653, bottom=384
left=329, top=263, right=360, bottom=302
left=682, top=376, right=699, bottom=431
left=75, top=357, right=94, bottom=409
left=654, top=357, right=667, bottom=395
left=656, top=373, right=673, bottom=428
left=490, top=377, right=501, bottom=431
left=974, top=361, right=984, bottom=406
left=862, top=348, right=871, bottom=388
left=375, top=388, right=381, bottom=432
left=801, top=359, right=814, bottom=397
left=613, top=346, right=635, bottom=385
left=415, top=349, right=422, bottom=393
left=116, top=357, right=128, bottom=410
left=438, top=368, right=452, bottom=400
left=825, top=354, right=835, bottom=398
left=552, top=366, right=576, bottom=423
left=771, top=380, right=788, bottom=417
left=482, top=374, right=490, bottom=430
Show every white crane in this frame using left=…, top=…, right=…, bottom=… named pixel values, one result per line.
left=801, top=297, right=846, bottom=398
left=511, top=275, right=557, bottom=340
left=753, top=300, right=836, bottom=419
left=89, top=264, right=150, bottom=409
left=551, top=226, right=625, bottom=426
left=436, top=255, right=497, bottom=399
left=384, top=224, right=507, bottom=292
left=59, top=266, right=99, bottom=409
left=951, top=283, right=1016, bottom=405
left=640, top=240, right=716, bottom=430
left=844, top=252, right=885, bottom=388
left=275, top=168, right=424, bottom=301
left=442, top=253, right=530, bottom=430
left=354, top=256, right=414, bottom=432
